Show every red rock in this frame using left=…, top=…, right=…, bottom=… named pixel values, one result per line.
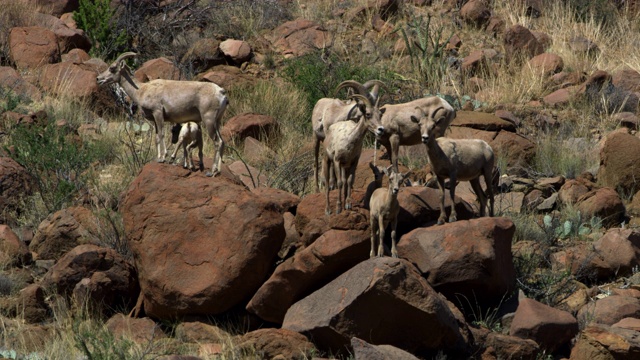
left=106, top=314, right=166, bottom=344
left=460, top=0, right=491, bottom=27
left=269, top=19, right=333, bottom=57
left=504, top=25, right=544, bottom=62
left=39, top=62, right=98, bottom=98
left=612, top=68, right=640, bottom=93
left=219, top=39, right=252, bottom=64
left=351, top=337, right=421, bottom=360
left=558, top=179, right=591, bottom=205
left=612, top=317, right=640, bottom=332
left=9, top=26, right=60, bottom=70
left=484, top=332, right=539, bottom=360
left=509, top=298, right=578, bottom=353
left=577, top=296, right=640, bottom=326
left=0, top=67, right=42, bottom=100
left=121, top=162, right=286, bottom=318
left=452, top=111, right=517, bottom=132
left=575, top=187, right=625, bottom=228
left=597, top=131, right=640, bottom=198
left=398, top=217, right=515, bottom=306
left=36, top=0, right=80, bottom=17
left=527, top=53, right=563, bottom=76
left=570, top=324, right=640, bottom=359
left=134, top=57, right=181, bottom=82
left=0, top=225, right=31, bottom=267
left=220, top=113, right=278, bottom=142
left=282, top=257, right=469, bottom=357
left=235, top=328, right=316, bottom=359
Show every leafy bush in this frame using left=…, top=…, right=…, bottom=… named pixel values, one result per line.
left=394, top=14, right=451, bottom=95
left=280, top=51, right=393, bottom=119
left=6, top=115, right=113, bottom=216
left=74, top=0, right=128, bottom=61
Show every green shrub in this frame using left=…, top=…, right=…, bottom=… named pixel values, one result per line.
left=279, top=51, right=394, bottom=119
left=6, top=116, right=113, bottom=217
left=74, top=0, right=128, bottom=61
left=394, top=14, right=451, bottom=95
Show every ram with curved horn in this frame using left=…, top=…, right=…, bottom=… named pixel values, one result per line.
left=312, top=79, right=387, bottom=192
left=97, top=52, right=229, bottom=177
left=323, top=94, right=385, bottom=215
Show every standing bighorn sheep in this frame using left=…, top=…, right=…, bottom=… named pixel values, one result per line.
left=170, top=122, right=204, bottom=171
left=313, top=80, right=386, bottom=192
left=362, top=162, right=386, bottom=210
left=378, top=96, right=456, bottom=171
left=96, top=52, right=228, bottom=177
left=369, top=166, right=406, bottom=258
left=418, top=108, right=495, bottom=224
left=323, top=94, right=385, bottom=215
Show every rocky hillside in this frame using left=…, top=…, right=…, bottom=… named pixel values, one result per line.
left=0, top=0, right=640, bottom=359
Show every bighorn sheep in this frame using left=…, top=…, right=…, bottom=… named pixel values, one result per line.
left=170, top=122, right=204, bottom=171
left=324, top=94, right=385, bottom=215
left=313, top=80, right=386, bottom=192
left=418, top=108, right=495, bottom=224
left=378, top=96, right=456, bottom=171
left=96, top=52, right=228, bottom=177
left=369, top=166, right=406, bottom=258
left=363, top=162, right=386, bottom=210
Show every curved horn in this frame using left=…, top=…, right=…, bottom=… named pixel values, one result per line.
left=114, top=52, right=138, bottom=64
left=362, top=80, right=389, bottom=104
left=349, top=94, right=373, bottom=109
left=335, top=80, right=367, bottom=99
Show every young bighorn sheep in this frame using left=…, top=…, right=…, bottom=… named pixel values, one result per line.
left=323, top=94, right=385, bottom=215
left=363, top=162, right=386, bottom=210
left=378, top=96, right=456, bottom=171
left=313, top=80, right=386, bottom=192
left=418, top=108, right=495, bottom=224
left=369, top=166, right=406, bottom=258
left=170, top=122, right=204, bottom=171
left=96, top=52, right=228, bottom=177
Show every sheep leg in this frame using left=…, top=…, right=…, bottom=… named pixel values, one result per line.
left=389, top=135, right=400, bottom=172
left=470, top=177, right=487, bottom=217
left=197, top=142, right=204, bottom=172
left=206, top=99, right=228, bottom=177
left=377, top=219, right=386, bottom=257
left=324, top=157, right=331, bottom=215
left=390, top=217, right=398, bottom=258
left=186, top=140, right=198, bottom=170
left=436, top=176, right=448, bottom=225
left=448, top=174, right=458, bottom=223
left=345, top=165, right=356, bottom=210
left=370, top=217, right=378, bottom=258
left=335, top=162, right=344, bottom=214
left=170, top=137, right=184, bottom=165
left=314, top=137, right=321, bottom=192
left=153, top=111, right=167, bottom=162
left=485, top=167, right=495, bottom=217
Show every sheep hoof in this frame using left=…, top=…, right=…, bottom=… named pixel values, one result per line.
left=345, top=203, right=352, bottom=210
left=449, top=216, right=457, bottom=223
left=325, top=209, right=331, bottom=216
left=437, top=218, right=446, bottom=225
left=206, top=170, right=220, bottom=177
left=157, top=158, right=166, bottom=163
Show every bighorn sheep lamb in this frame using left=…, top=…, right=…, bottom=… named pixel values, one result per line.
left=170, top=122, right=204, bottom=171
left=324, top=94, right=385, bottom=215
left=378, top=96, right=456, bottom=171
left=369, top=166, right=406, bottom=258
left=313, top=80, right=386, bottom=192
left=96, top=52, right=228, bottom=177
left=418, top=108, right=495, bottom=225
left=363, top=162, right=386, bottom=210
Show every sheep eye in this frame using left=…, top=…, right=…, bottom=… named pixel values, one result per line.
left=410, top=116, right=419, bottom=123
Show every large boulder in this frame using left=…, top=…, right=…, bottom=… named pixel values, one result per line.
left=509, top=298, right=579, bottom=353
left=282, top=257, right=469, bottom=358
left=220, top=113, right=278, bottom=142
left=269, top=19, right=333, bottom=57
left=351, top=337, right=421, bottom=360
left=8, top=26, right=60, bottom=70
left=550, top=228, right=640, bottom=282
left=460, top=0, right=491, bottom=27
left=235, top=328, right=316, bottom=360
left=29, top=206, right=105, bottom=261
left=219, top=39, right=252, bottom=64
left=574, top=187, right=625, bottom=228
left=293, top=190, right=369, bottom=248
left=598, top=131, right=640, bottom=197
left=134, top=57, right=181, bottom=82
left=0, top=225, right=31, bottom=267
left=504, top=25, right=544, bottom=62
left=0, top=157, right=34, bottom=227
left=105, top=313, right=166, bottom=344
left=246, top=227, right=370, bottom=323
left=36, top=0, right=80, bottom=17
left=41, top=244, right=138, bottom=312
left=570, top=324, right=640, bottom=360
left=0, top=67, right=42, bottom=101
left=396, top=187, right=474, bottom=235
left=397, top=217, right=516, bottom=307
left=38, top=62, right=98, bottom=98
left=120, top=162, right=286, bottom=318
left=577, top=296, right=640, bottom=327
